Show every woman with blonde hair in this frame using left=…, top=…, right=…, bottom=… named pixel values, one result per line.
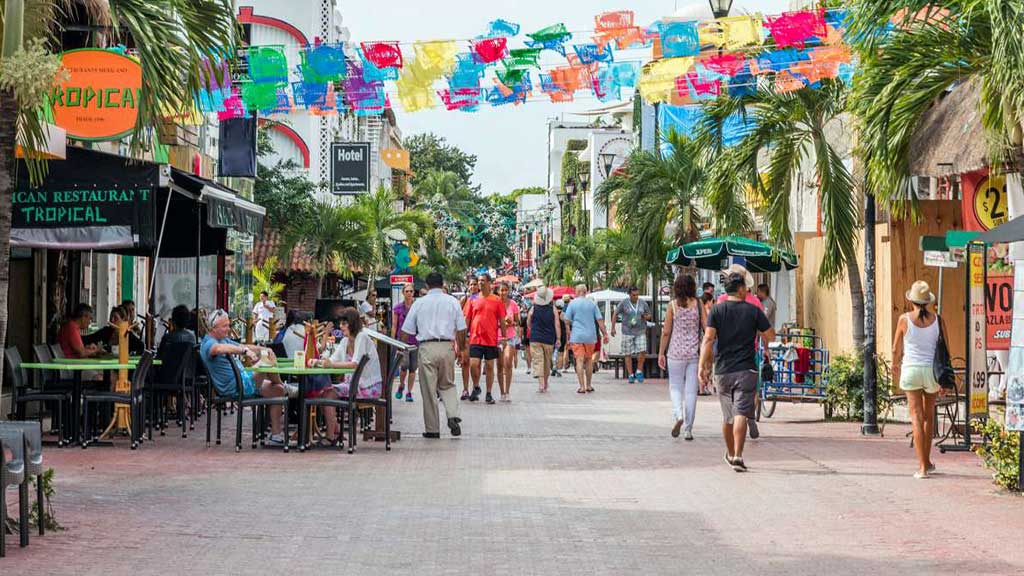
left=892, top=281, right=945, bottom=479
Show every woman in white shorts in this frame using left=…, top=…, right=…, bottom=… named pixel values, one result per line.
left=892, top=280, right=945, bottom=479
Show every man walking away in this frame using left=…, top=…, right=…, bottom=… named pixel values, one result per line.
left=401, top=272, right=468, bottom=438
left=564, top=284, right=609, bottom=394
left=757, top=284, right=777, bottom=327
left=464, top=273, right=506, bottom=404
left=610, top=287, right=651, bottom=384
left=527, top=286, right=560, bottom=393
left=699, top=272, right=775, bottom=472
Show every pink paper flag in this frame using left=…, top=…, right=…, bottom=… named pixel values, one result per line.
left=360, top=41, right=404, bottom=69
left=764, top=9, right=827, bottom=49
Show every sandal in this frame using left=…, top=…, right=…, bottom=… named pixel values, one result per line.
left=586, top=388, right=595, bottom=393
left=576, top=388, right=586, bottom=394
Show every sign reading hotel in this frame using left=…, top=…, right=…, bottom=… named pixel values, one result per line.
left=50, top=49, right=143, bottom=141
left=330, top=142, right=371, bottom=194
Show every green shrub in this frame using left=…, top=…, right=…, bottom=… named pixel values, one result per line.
left=973, top=419, right=1021, bottom=492
left=825, top=352, right=891, bottom=421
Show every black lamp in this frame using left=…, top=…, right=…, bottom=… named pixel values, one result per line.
left=578, top=170, right=590, bottom=191
left=709, top=0, right=733, bottom=19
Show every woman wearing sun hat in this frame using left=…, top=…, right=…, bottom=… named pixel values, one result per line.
left=892, top=280, right=945, bottom=479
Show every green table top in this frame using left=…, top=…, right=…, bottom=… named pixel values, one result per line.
left=53, top=357, right=162, bottom=366
left=22, top=362, right=134, bottom=371
left=243, top=364, right=352, bottom=376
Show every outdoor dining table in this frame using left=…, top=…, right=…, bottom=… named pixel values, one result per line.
left=52, top=356, right=162, bottom=366
left=243, top=364, right=353, bottom=452
left=20, top=362, right=135, bottom=445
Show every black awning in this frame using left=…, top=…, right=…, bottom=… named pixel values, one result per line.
left=13, top=147, right=159, bottom=250
left=170, top=168, right=264, bottom=236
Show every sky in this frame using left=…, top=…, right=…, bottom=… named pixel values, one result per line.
left=341, top=0, right=794, bottom=195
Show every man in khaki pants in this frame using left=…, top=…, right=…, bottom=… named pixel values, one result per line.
left=401, top=272, right=468, bottom=438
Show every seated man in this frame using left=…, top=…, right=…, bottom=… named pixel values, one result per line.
left=57, top=303, right=103, bottom=358
left=199, top=309, right=290, bottom=446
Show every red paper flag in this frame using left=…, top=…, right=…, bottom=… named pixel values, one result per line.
left=472, top=37, right=508, bottom=64
left=360, top=41, right=404, bottom=69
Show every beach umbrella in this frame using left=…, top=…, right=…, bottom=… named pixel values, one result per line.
left=666, top=235, right=798, bottom=272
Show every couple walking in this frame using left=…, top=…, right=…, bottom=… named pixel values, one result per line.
left=660, top=269, right=775, bottom=472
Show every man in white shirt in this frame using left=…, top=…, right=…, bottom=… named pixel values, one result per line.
left=401, top=272, right=468, bottom=438
left=360, top=291, right=378, bottom=331
left=252, top=291, right=276, bottom=342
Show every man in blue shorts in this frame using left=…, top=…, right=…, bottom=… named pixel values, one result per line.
left=200, top=309, right=290, bottom=446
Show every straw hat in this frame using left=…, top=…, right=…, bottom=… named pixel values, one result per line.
left=906, top=280, right=935, bottom=305
left=722, top=263, right=754, bottom=289
left=534, top=285, right=555, bottom=306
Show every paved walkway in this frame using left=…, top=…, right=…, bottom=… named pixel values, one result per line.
left=3, top=364, right=1023, bottom=575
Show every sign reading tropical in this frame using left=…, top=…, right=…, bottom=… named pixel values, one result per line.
left=49, top=49, right=143, bottom=141
left=13, top=188, right=152, bottom=228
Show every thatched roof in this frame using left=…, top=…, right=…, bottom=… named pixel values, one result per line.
left=908, top=77, right=991, bottom=177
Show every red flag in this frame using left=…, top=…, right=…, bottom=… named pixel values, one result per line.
left=472, top=37, right=508, bottom=64
left=360, top=41, right=404, bottom=69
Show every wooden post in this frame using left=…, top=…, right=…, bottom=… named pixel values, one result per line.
left=268, top=316, right=277, bottom=342
left=245, top=316, right=254, bottom=345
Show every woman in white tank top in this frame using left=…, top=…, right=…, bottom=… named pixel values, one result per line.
left=892, top=280, right=946, bottom=479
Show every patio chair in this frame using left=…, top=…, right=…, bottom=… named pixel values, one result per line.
left=33, top=344, right=75, bottom=393
left=227, top=359, right=291, bottom=452
left=147, top=342, right=196, bottom=439
left=80, top=351, right=154, bottom=449
left=0, top=421, right=45, bottom=538
left=302, top=355, right=370, bottom=453
left=6, top=347, right=69, bottom=446
left=0, top=427, right=27, bottom=555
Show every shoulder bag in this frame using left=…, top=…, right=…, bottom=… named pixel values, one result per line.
left=932, top=314, right=956, bottom=389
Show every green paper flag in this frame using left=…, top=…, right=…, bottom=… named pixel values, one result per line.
left=528, top=23, right=570, bottom=43
left=505, top=48, right=543, bottom=71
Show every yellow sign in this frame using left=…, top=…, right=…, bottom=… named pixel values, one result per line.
left=973, top=174, right=1008, bottom=230
left=969, top=250, right=985, bottom=287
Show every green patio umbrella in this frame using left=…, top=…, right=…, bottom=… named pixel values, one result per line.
left=666, top=235, right=799, bottom=273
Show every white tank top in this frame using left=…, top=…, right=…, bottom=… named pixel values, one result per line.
left=903, top=315, right=939, bottom=367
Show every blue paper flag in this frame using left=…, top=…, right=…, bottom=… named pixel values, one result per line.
left=660, top=20, right=700, bottom=58
left=481, top=19, right=520, bottom=38
left=574, top=43, right=613, bottom=64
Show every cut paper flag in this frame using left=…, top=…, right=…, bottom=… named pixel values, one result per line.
left=449, top=53, right=486, bottom=90
left=593, top=11, right=645, bottom=51
left=606, top=61, right=640, bottom=87
left=472, top=37, right=508, bottom=64
left=481, top=19, right=520, bottom=38
left=504, top=48, right=542, bottom=71
left=360, top=41, right=404, bottom=69
left=676, top=70, right=721, bottom=100
left=291, top=79, right=329, bottom=108
left=595, top=10, right=634, bottom=32
left=196, top=57, right=232, bottom=112
left=638, top=57, right=694, bottom=103
left=720, top=15, right=764, bottom=50
left=593, top=67, right=622, bottom=102
left=438, top=88, right=481, bottom=112
left=763, top=9, right=827, bottom=49
left=496, top=66, right=529, bottom=87
left=525, top=23, right=572, bottom=55
left=413, top=41, right=459, bottom=76
left=360, top=49, right=400, bottom=82
left=574, top=43, right=613, bottom=64
left=396, top=41, right=459, bottom=112
left=774, top=69, right=806, bottom=93
left=487, top=75, right=531, bottom=106
left=726, top=67, right=756, bottom=98
left=660, top=20, right=700, bottom=58
left=749, top=48, right=809, bottom=75
left=700, top=52, right=746, bottom=77
left=239, top=80, right=287, bottom=113
left=540, top=73, right=574, bottom=102
left=217, top=88, right=248, bottom=120
left=300, top=43, right=347, bottom=83
left=548, top=65, right=592, bottom=93
left=247, top=45, right=288, bottom=83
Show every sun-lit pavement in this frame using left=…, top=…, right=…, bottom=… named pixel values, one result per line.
left=3, top=363, right=1023, bottom=575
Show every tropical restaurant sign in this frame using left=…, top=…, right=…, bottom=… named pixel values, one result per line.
left=50, top=49, right=143, bottom=141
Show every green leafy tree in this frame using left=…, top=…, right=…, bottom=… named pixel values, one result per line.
left=252, top=255, right=285, bottom=303
left=280, top=199, right=374, bottom=298
left=0, top=0, right=237, bottom=388
left=540, top=233, right=602, bottom=287
left=254, top=126, right=316, bottom=228
left=405, top=132, right=478, bottom=190
left=355, top=185, right=433, bottom=278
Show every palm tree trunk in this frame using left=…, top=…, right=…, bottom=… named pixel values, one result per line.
left=0, top=90, right=19, bottom=392
left=862, top=194, right=879, bottom=434
left=847, top=257, right=865, bottom=351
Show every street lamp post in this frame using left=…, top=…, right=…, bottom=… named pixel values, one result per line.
left=708, top=0, right=733, bottom=19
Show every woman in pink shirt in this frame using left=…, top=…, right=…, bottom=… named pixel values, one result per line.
left=497, top=282, right=519, bottom=402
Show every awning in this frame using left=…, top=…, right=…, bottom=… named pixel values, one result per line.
left=170, top=169, right=265, bottom=236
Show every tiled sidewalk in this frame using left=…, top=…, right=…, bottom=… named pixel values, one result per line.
left=2, top=365, right=1022, bottom=575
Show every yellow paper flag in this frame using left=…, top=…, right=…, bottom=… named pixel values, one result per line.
left=721, top=15, right=764, bottom=50
left=638, top=57, right=694, bottom=103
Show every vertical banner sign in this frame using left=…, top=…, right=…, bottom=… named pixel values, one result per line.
left=1006, top=261, right=1024, bottom=432
left=968, top=243, right=989, bottom=418
left=330, top=142, right=371, bottom=194
left=988, top=272, right=1014, bottom=350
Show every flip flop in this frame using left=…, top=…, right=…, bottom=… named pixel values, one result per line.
left=576, top=388, right=586, bottom=394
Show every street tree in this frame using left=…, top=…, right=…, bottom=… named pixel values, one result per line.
left=356, top=185, right=433, bottom=278
left=405, top=132, right=478, bottom=190
left=280, top=199, right=374, bottom=299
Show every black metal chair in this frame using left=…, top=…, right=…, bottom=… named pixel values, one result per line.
left=147, top=341, right=196, bottom=439
left=80, top=351, right=154, bottom=449
left=227, top=359, right=291, bottom=452
left=0, top=421, right=45, bottom=540
left=357, top=347, right=403, bottom=451
left=302, top=355, right=372, bottom=453
left=0, top=427, right=27, bottom=555
left=6, top=347, right=69, bottom=446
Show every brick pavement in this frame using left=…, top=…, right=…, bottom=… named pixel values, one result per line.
left=2, top=365, right=1023, bottom=575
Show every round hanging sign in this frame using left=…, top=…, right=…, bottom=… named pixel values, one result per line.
left=50, top=49, right=143, bottom=141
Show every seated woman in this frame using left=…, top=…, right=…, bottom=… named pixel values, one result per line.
left=280, top=311, right=308, bottom=359
left=314, top=308, right=383, bottom=442
left=83, top=305, right=145, bottom=355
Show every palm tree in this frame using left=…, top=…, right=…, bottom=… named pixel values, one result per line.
left=356, top=185, right=433, bottom=279
left=848, top=1, right=1024, bottom=433
left=595, top=130, right=752, bottom=319
left=0, top=0, right=236, bottom=387
left=696, top=80, right=864, bottom=347
left=540, top=233, right=601, bottom=287
left=280, top=199, right=374, bottom=299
